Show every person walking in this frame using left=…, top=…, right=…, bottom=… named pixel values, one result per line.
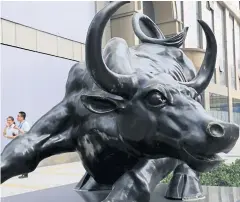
left=3, top=116, right=18, bottom=140
left=14, top=111, right=31, bottom=179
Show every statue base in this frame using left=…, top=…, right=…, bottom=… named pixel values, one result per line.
left=1, top=182, right=221, bottom=202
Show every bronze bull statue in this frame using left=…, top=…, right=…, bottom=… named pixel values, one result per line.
left=1, top=2, right=239, bottom=202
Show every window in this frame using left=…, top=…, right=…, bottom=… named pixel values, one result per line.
left=183, top=1, right=199, bottom=48
left=176, top=1, right=184, bottom=32
left=210, top=7, right=216, bottom=84
left=201, top=2, right=216, bottom=83
left=209, top=3, right=215, bottom=83
left=236, top=23, right=240, bottom=88
left=209, top=93, right=229, bottom=122
left=196, top=1, right=202, bottom=49
left=175, top=1, right=182, bottom=22
left=202, top=1, right=214, bottom=49
left=215, top=3, right=227, bottom=86
left=206, top=1, right=214, bottom=11
left=228, top=15, right=236, bottom=89
left=233, top=98, right=240, bottom=125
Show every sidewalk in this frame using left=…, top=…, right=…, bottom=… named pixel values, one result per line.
left=0, top=162, right=86, bottom=197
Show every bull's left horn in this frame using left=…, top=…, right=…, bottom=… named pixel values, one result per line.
left=180, top=20, right=217, bottom=94
left=132, top=13, right=188, bottom=48
left=85, top=1, right=138, bottom=99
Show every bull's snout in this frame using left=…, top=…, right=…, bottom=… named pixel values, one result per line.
left=207, top=122, right=225, bottom=138
left=206, top=122, right=239, bottom=154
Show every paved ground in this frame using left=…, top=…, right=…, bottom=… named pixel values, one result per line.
left=0, top=162, right=86, bottom=197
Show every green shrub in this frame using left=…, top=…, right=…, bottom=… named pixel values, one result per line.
left=200, top=159, right=240, bottom=187
left=161, top=159, right=240, bottom=187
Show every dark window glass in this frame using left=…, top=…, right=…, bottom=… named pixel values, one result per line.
left=209, top=93, right=229, bottom=122
left=215, top=3, right=227, bottom=86
left=233, top=98, right=240, bottom=125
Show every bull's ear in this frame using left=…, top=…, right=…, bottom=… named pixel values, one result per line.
left=81, top=95, right=124, bottom=114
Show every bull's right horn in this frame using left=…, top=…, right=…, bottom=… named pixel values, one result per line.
left=85, top=1, right=138, bottom=99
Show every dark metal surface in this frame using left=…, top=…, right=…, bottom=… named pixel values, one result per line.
left=1, top=1, right=239, bottom=202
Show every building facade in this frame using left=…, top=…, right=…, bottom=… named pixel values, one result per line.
left=1, top=1, right=240, bottom=165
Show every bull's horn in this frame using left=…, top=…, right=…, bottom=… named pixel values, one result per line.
left=180, top=20, right=217, bottom=94
left=85, top=1, right=138, bottom=99
left=132, top=13, right=188, bottom=48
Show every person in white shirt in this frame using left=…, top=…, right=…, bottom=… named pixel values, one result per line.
left=3, top=116, right=18, bottom=140
left=14, top=111, right=31, bottom=135
left=14, top=111, right=31, bottom=179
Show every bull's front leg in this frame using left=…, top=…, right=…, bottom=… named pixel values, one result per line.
left=1, top=100, right=76, bottom=183
left=102, top=158, right=179, bottom=202
left=165, top=163, right=205, bottom=201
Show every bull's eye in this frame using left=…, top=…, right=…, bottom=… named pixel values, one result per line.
left=145, top=91, right=167, bottom=107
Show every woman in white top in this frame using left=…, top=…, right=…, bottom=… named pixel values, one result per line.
left=3, top=116, right=18, bottom=140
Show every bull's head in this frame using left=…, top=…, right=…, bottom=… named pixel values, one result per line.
left=81, top=1, right=239, bottom=172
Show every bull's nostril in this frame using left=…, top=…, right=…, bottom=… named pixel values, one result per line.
left=207, top=122, right=225, bottom=138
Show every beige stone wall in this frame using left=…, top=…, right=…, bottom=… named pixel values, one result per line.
left=1, top=19, right=85, bottom=62
left=153, top=1, right=181, bottom=37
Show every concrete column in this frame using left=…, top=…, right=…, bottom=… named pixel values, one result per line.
left=181, top=48, right=205, bottom=71
left=110, top=1, right=143, bottom=46
left=153, top=1, right=182, bottom=37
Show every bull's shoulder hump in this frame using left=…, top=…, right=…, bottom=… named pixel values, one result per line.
left=65, top=63, right=92, bottom=94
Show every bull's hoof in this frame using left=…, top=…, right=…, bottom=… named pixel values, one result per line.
left=165, top=164, right=205, bottom=201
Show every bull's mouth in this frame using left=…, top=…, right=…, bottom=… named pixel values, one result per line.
left=182, top=145, right=223, bottom=172
left=183, top=147, right=222, bottom=162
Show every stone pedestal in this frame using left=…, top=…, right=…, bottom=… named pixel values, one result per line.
left=2, top=183, right=240, bottom=202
